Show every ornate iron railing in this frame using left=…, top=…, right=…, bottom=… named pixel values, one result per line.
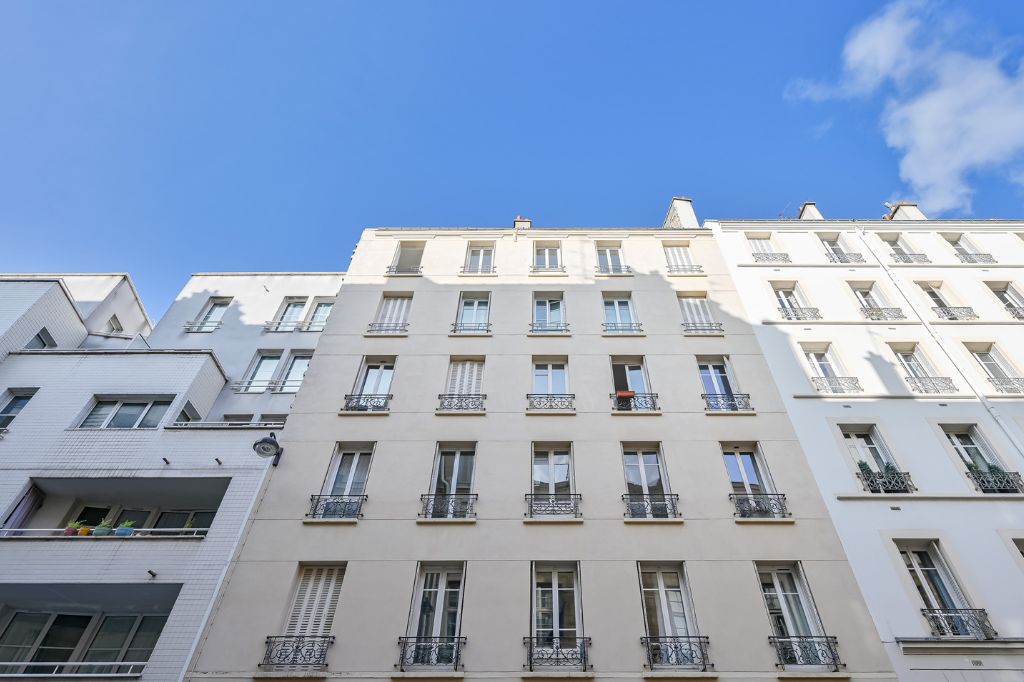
left=966, top=469, right=1024, bottom=493
left=307, top=494, right=367, bottom=519
left=779, top=307, right=821, bottom=320
left=523, top=637, right=590, bottom=671
left=342, top=394, right=392, bottom=412
left=810, top=377, right=863, bottom=394
left=260, top=635, right=334, bottom=668
left=921, top=609, right=997, bottom=639
left=420, top=494, right=478, bottom=518
left=861, top=306, right=906, bottom=320
left=531, top=265, right=566, bottom=273
left=769, top=636, right=841, bottom=670
left=1006, top=305, right=1024, bottom=320
left=527, top=394, right=575, bottom=411
left=525, top=493, right=582, bottom=517
left=702, top=393, right=753, bottom=412
left=451, top=322, right=491, bottom=334
left=753, top=253, right=791, bottom=263
left=682, top=322, right=724, bottom=334
left=857, top=470, right=916, bottom=493
left=731, top=493, right=789, bottom=518
left=397, top=636, right=466, bottom=670
left=641, top=636, right=711, bottom=670
left=530, top=321, right=570, bottom=333
left=667, top=264, right=703, bottom=274
left=933, top=306, right=978, bottom=320
left=183, top=320, right=222, bottom=333
left=623, top=493, right=681, bottom=519
left=366, top=322, right=409, bottom=334
left=610, top=393, right=660, bottom=412
left=891, top=253, right=930, bottom=263
left=437, top=394, right=486, bottom=412
left=989, top=377, right=1024, bottom=393
left=386, top=265, right=422, bottom=275
left=460, top=265, right=496, bottom=274
left=956, top=253, right=996, bottom=264
left=602, top=322, right=644, bottom=334
left=906, top=376, right=956, bottom=393
left=826, top=252, right=866, bottom=264
left=596, top=265, right=633, bottom=275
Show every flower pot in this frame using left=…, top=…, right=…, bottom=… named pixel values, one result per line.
left=92, top=527, right=113, bottom=537
left=63, top=527, right=78, bottom=537
left=615, top=390, right=636, bottom=398
left=78, top=527, right=92, bottom=536
left=114, top=527, right=134, bottom=537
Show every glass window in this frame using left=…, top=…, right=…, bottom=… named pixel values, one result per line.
left=723, top=451, right=768, bottom=495
left=533, top=448, right=572, bottom=495
left=533, top=566, right=579, bottom=647
left=412, top=566, right=464, bottom=655
left=533, top=363, right=567, bottom=394
left=137, top=402, right=170, bottom=429
left=0, top=394, right=32, bottom=429
left=80, top=401, right=117, bottom=428
left=243, top=354, right=281, bottom=392
left=698, top=362, right=733, bottom=395
left=359, top=361, right=394, bottom=394
left=759, top=567, right=818, bottom=641
left=640, top=566, right=695, bottom=639
left=279, top=355, right=312, bottom=393
left=279, top=301, right=305, bottom=323
left=603, top=298, right=634, bottom=324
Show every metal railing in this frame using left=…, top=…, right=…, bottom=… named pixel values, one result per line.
left=1006, top=305, right=1024, bottom=320
left=989, top=377, right=1024, bottom=393
left=921, top=608, right=997, bottom=639
left=523, top=637, right=590, bottom=671
left=956, top=253, right=996, bottom=264
left=731, top=493, right=790, bottom=518
left=168, top=420, right=285, bottom=429
left=451, top=322, right=492, bottom=334
left=602, top=322, right=643, bottom=334
left=0, top=661, right=150, bottom=676
left=0, top=527, right=206, bottom=538
left=891, top=253, right=930, bottom=263
left=753, top=253, right=791, bottom=263
left=702, top=393, right=753, bottom=412
left=596, top=265, right=633, bottom=275
left=420, top=494, right=478, bottom=519
left=966, top=468, right=1024, bottom=493
left=342, top=394, right=393, bottom=412
left=183, top=320, right=222, bottom=333
left=810, top=377, right=863, bottom=394
left=260, top=635, right=334, bottom=668
left=769, top=636, right=841, bottom=669
left=623, top=493, right=681, bottom=519
left=271, top=379, right=304, bottom=394
left=460, top=265, right=496, bottom=274
left=386, top=265, right=422, bottom=275
left=397, top=636, right=466, bottom=670
left=779, top=307, right=821, bottom=320
left=263, top=320, right=322, bottom=332
left=531, top=264, right=566, bottom=273
left=437, top=394, right=486, bottom=412
left=667, top=264, right=703, bottom=274
left=231, top=379, right=275, bottom=393
left=525, top=493, right=582, bottom=518
left=529, top=321, right=569, bottom=333
left=861, top=306, right=906, bottom=320
left=857, top=469, right=916, bottom=493
left=366, top=322, right=409, bottom=334
left=642, top=636, right=711, bottom=670
left=0, top=426, right=7, bottom=440
left=826, top=252, right=866, bottom=263
left=610, top=393, right=659, bottom=412
left=933, top=306, right=978, bottom=320
left=905, top=376, right=956, bottom=393
left=307, top=494, right=367, bottom=519
left=682, top=322, right=724, bottom=335
left=526, top=394, right=575, bottom=411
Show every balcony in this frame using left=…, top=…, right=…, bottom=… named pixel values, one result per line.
left=667, top=264, right=703, bottom=274
left=525, top=493, right=582, bottom=518
left=826, top=252, right=866, bottom=264
left=753, top=253, right=791, bottom=263
left=921, top=608, right=997, bottom=639
left=451, top=322, right=491, bottom=334
left=397, top=636, right=465, bottom=670
left=523, top=637, right=590, bottom=671
left=622, top=493, right=681, bottom=519
left=420, top=493, right=477, bottom=519
left=342, top=394, right=392, bottom=412
left=530, top=265, right=566, bottom=274
left=702, top=393, right=753, bottom=412
left=260, top=635, right=334, bottom=669
left=730, top=493, right=790, bottom=518
left=436, top=394, right=486, bottom=412
left=956, top=253, right=996, bottom=264
left=682, top=322, right=724, bottom=335
left=778, top=307, right=821, bottom=321
left=856, top=465, right=916, bottom=493
left=965, top=467, right=1024, bottom=493
left=602, top=322, right=643, bottom=334
left=460, top=265, right=496, bottom=275
left=642, top=636, right=711, bottom=670
left=906, top=376, right=956, bottom=393
left=810, top=377, right=863, bottom=394
left=989, top=377, right=1024, bottom=393
left=529, top=321, right=570, bottom=334
left=385, top=265, right=422, bottom=275
left=1006, top=305, right=1024, bottom=320
left=366, top=322, right=409, bottom=335
left=307, top=494, right=367, bottom=519
left=861, top=306, right=906, bottom=320
left=595, top=265, right=633, bottom=275
left=891, top=253, right=930, bottom=263
left=933, top=306, right=978, bottom=320
left=610, top=392, right=659, bottom=412
left=769, top=636, right=841, bottom=670
left=526, top=394, right=575, bottom=411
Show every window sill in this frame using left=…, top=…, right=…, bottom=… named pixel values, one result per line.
left=523, top=517, right=584, bottom=524
left=338, top=410, right=390, bottom=417
left=526, top=410, right=576, bottom=416
left=528, top=272, right=569, bottom=277
left=897, top=637, right=1024, bottom=655
left=734, top=517, right=795, bottom=524
left=253, top=672, right=329, bottom=679
left=610, top=411, right=662, bottom=416
left=595, top=272, right=634, bottom=278
left=527, top=333, right=572, bottom=338
left=435, top=411, right=486, bottom=416
left=624, top=517, right=684, bottom=524
left=683, top=332, right=725, bottom=338
left=0, top=535, right=204, bottom=541
left=642, top=672, right=718, bottom=679
left=521, top=673, right=594, bottom=679
left=458, top=272, right=498, bottom=278
left=392, top=672, right=465, bottom=679
left=704, top=410, right=756, bottom=416
left=836, top=492, right=1024, bottom=501
left=448, top=333, right=493, bottom=338
left=776, top=673, right=850, bottom=680
left=384, top=273, right=423, bottom=277
left=601, top=333, right=646, bottom=338
left=666, top=272, right=708, bottom=278
left=416, top=518, right=477, bottom=524
left=364, top=333, right=409, bottom=338
left=302, top=518, right=359, bottom=525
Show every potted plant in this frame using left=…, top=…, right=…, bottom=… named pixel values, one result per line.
left=92, top=518, right=114, bottom=537
left=114, top=520, right=136, bottom=537
left=77, top=523, right=93, bottom=536
left=63, top=521, right=83, bottom=537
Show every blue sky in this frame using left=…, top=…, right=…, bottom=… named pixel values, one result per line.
left=2, top=1, right=1024, bottom=317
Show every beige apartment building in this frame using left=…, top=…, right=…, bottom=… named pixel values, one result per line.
left=188, top=199, right=895, bottom=682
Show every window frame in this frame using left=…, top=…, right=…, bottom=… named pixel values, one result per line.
left=78, top=398, right=173, bottom=430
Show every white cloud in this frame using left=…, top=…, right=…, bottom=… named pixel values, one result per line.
left=789, top=0, right=1024, bottom=214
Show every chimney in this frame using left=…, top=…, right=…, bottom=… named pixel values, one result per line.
left=662, top=197, right=700, bottom=230
left=798, top=202, right=824, bottom=220
left=885, top=202, right=928, bottom=221
left=513, top=215, right=532, bottom=230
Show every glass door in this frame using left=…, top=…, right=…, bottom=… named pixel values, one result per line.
left=360, top=361, right=395, bottom=394
left=698, top=363, right=733, bottom=395
left=723, top=451, right=767, bottom=495
left=465, top=247, right=493, bottom=273
left=533, top=567, right=580, bottom=649
left=596, top=248, right=623, bottom=272
left=760, top=568, right=821, bottom=664
left=430, top=449, right=474, bottom=518
left=603, top=299, right=633, bottom=325
left=324, top=450, right=372, bottom=517
left=805, top=351, right=837, bottom=378
left=640, top=567, right=695, bottom=644
left=411, top=567, right=463, bottom=664
left=623, top=449, right=669, bottom=518
left=534, top=298, right=563, bottom=329
left=533, top=363, right=567, bottom=395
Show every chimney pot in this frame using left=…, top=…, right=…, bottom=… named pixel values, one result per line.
left=798, top=202, right=824, bottom=220
left=663, top=197, right=700, bottom=229
left=514, top=216, right=532, bottom=230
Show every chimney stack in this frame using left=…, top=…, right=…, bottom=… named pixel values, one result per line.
left=798, top=202, right=824, bottom=220
left=662, top=197, right=700, bottom=230
left=513, top=215, right=532, bottom=230
left=884, top=202, right=928, bottom=221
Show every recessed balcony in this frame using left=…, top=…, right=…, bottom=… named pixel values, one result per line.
left=397, top=636, right=465, bottom=670
left=956, top=253, right=996, bottom=264
left=826, top=252, right=866, bottom=264
left=891, top=253, right=930, bottom=263
left=753, top=253, right=791, bottom=263
left=260, top=635, right=334, bottom=670
left=420, top=494, right=477, bottom=519
left=905, top=376, right=956, bottom=393
left=779, top=307, right=821, bottom=321
left=366, top=322, right=409, bottom=335
left=965, top=467, right=1024, bottom=494
left=307, top=494, right=367, bottom=519
left=622, top=493, right=680, bottom=519
left=525, top=493, right=582, bottom=518
left=810, top=377, right=863, bottom=394
left=861, top=306, right=906, bottom=321
left=933, top=306, right=978, bottom=320
left=342, top=394, right=392, bottom=412
left=769, top=635, right=842, bottom=670
left=921, top=608, right=997, bottom=639
left=730, top=493, right=790, bottom=518
left=436, top=394, right=486, bottom=413
left=702, top=393, right=753, bottom=412
left=989, top=377, right=1024, bottom=393
left=641, top=635, right=711, bottom=671
left=610, top=392, right=659, bottom=412
left=523, top=636, right=590, bottom=671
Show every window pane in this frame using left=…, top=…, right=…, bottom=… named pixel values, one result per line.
left=108, top=403, right=147, bottom=429
left=154, top=511, right=190, bottom=529
left=83, top=616, right=135, bottom=662
left=190, top=511, right=216, bottom=529
left=115, top=509, right=150, bottom=528
left=123, top=616, right=166, bottom=663
left=138, top=402, right=170, bottom=429
left=81, top=401, right=116, bottom=428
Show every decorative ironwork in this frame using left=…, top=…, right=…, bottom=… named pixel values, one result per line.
left=183, top=320, right=222, bottom=333
left=420, top=494, right=478, bottom=518
left=857, top=468, right=916, bottom=493
left=642, top=636, right=711, bottom=670
left=905, top=376, right=956, bottom=393
left=667, top=264, right=703, bottom=274
left=933, top=306, right=978, bottom=320
left=602, top=322, right=644, bottom=334
left=341, top=394, right=392, bottom=412
left=622, top=494, right=681, bottom=519
left=367, top=322, right=408, bottom=334
left=702, top=393, right=753, bottom=412
left=861, top=307, right=906, bottom=320
left=921, top=609, right=997, bottom=639
left=730, top=493, right=789, bottom=518
left=397, top=636, right=466, bottom=670
left=810, top=377, right=863, bottom=394
left=523, top=637, right=590, bottom=671
left=966, top=468, right=1024, bottom=493
left=460, top=265, right=496, bottom=274
left=437, top=394, right=486, bottom=412
left=527, top=394, right=575, bottom=411
left=1006, top=305, right=1024, bottom=320
left=386, top=265, right=422, bottom=275
left=769, top=636, right=841, bottom=669
left=530, top=321, right=570, bottom=333
left=956, top=253, right=996, bottom=264
left=307, top=495, right=367, bottom=519
left=778, top=307, right=821, bottom=320
left=596, top=265, right=633, bottom=275
left=260, top=635, right=334, bottom=668
left=989, top=377, right=1024, bottom=393
left=826, top=252, right=866, bottom=264
left=610, top=393, right=660, bottom=412
left=682, top=322, right=724, bottom=334
left=753, top=253, right=791, bottom=263
left=891, top=253, right=930, bottom=263
left=451, top=322, right=491, bottom=334
left=531, top=265, right=566, bottom=273
left=525, top=493, right=582, bottom=517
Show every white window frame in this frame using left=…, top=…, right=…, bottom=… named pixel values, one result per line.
left=722, top=447, right=773, bottom=496
left=533, top=361, right=568, bottom=395
left=972, top=347, right=1015, bottom=379
left=323, top=447, right=373, bottom=497
left=408, top=564, right=465, bottom=643
left=463, top=243, right=495, bottom=274
left=842, top=427, right=897, bottom=472
left=79, top=399, right=172, bottom=430
left=757, top=564, right=825, bottom=656
left=189, top=298, right=231, bottom=332
left=304, top=299, right=335, bottom=331
left=356, top=358, right=395, bottom=395
left=0, top=392, right=33, bottom=430
left=532, top=445, right=574, bottom=496
left=638, top=563, right=698, bottom=640
left=697, top=358, right=737, bottom=396
left=533, top=243, right=562, bottom=271
left=532, top=564, right=582, bottom=646
left=944, top=426, right=1001, bottom=471
left=276, top=352, right=313, bottom=394
left=238, top=352, right=283, bottom=393
left=455, top=293, right=490, bottom=330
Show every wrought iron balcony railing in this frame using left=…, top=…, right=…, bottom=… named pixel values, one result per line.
left=891, top=252, right=930, bottom=263
left=420, top=493, right=478, bottom=518
left=779, top=307, right=821, bottom=320
left=308, top=494, right=367, bottom=519
left=966, top=468, right=1024, bottom=493
left=523, top=637, right=590, bottom=671
left=623, top=493, right=681, bottom=519
left=260, top=635, right=334, bottom=669
left=861, top=306, right=906, bottom=320
left=933, top=306, right=978, bottom=320
left=641, top=636, right=711, bottom=670
left=386, top=265, right=422, bottom=275
left=731, top=493, right=790, bottom=518
left=460, top=265, right=496, bottom=274
left=989, top=377, right=1024, bottom=393
left=183, top=320, right=222, bottom=333
left=769, top=636, right=841, bottom=670
left=397, top=636, right=466, bottom=670
left=682, top=322, right=724, bottom=335
left=667, top=264, right=703, bottom=274
left=956, top=253, right=996, bottom=264
left=451, top=322, right=491, bottom=334
left=366, top=322, right=409, bottom=334
left=342, top=393, right=393, bottom=412
left=529, top=321, right=570, bottom=333
left=437, top=394, right=486, bottom=412
left=1006, top=305, right=1024, bottom=320
left=921, top=608, right=997, bottom=639
left=610, top=393, right=659, bottom=412
left=602, top=322, right=644, bottom=334
left=826, top=252, right=866, bottom=264
left=702, top=393, right=753, bottom=412
left=905, top=376, right=956, bottom=393
left=810, top=377, right=863, bottom=394
left=531, top=264, right=566, bottom=273
left=753, top=253, right=791, bottom=263
left=526, top=394, right=575, bottom=411
left=525, top=493, right=582, bottom=518
left=596, top=265, right=633, bottom=275
left=857, top=469, right=916, bottom=493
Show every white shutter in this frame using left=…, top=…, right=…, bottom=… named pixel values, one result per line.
left=378, top=296, right=411, bottom=324
left=286, top=566, right=345, bottom=636
left=679, top=297, right=713, bottom=324
left=447, top=361, right=483, bottom=394
left=749, top=238, right=773, bottom=254
left=664, top=246, right=692, bottom=267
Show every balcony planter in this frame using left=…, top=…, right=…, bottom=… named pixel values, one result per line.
left=615, top=390, right=636, bottom=399
left=63, top=523, right=82, bottom=537
left=77, top=526, right=92, bottom=537
left=114, top=521, right=136, bottom=537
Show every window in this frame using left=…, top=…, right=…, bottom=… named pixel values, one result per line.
left=345, top=357, right=395, bottom=411
left=892, top=344, right=954, bottom=392
left=463, top=242, right=495, bottom=274
left=883, top=234, right=927, bottom=262
left=758, top=565, right=826, bottom=665
left=532, top=293, right=567, bottom=333
left=277, top=353, right=312, bottom=393
left=841, top=426, right=913, bottom=492
left=0, top=392, right=33, bottom=432
left=370, top=294, right=412, bottom=334
left=748, top=236, right=776, bottom=253
left=188, top=298, right=231, bottom=332
left=623, top=445, right=674, bottom=518
left=270, top=298, right=307, bottom=331
left=988, top=283, right=1024, bottom=310
left=679, top=295, right=721, bottom=334
left=405, top=564, right=464, bottom=665
left=532, top=445, right=573, bottom=497
left=80, top=399, right=171, bottom=429
left=724, top=446, right=784, bottom=517
left=971, top=346, right=1016, bottom=380
left=897, top=542, right=988, bottom=638
left=852, top=284, right=883, bottom=308
left=533, top=242, right=562, bottom=272
left=445, top=360, right=483, bottom=396
left=596, top=241, right=629, bottom=274
left=426, top=445, right=475, bottom=518
left=454, top=293, right=490, bottom=333
left=611, top=358, right=655, bottom=411
left=389, top=242, right=425, bottom=275
left=318, top=446, right=372, bottom=518
left=773, top=286, right=802, bottom=309
left=284, top=566, right=345, bottom=638
left=306, top=300, right=334, bottom=331
left=24, top=328, right=55, bottom=350
left=104, top=316, right=124, bottom=334
left=238, top=352, right=282, bottom=393
left=664, top=243, right=700, bottom=273
left=944, top=427, right=1001, bottom=472
left=820, top=236, right=857, bottom=262
left=603, top=294, right=640, bottom=333
left=918, top=283, right=950, bottom=308
left=532, top=565, right=581, bottom=649
left=805, top=347, right=839, bottom=379
left=533, top=360, right=568, bottom=395
left=639, top=564, right=701, bottom=666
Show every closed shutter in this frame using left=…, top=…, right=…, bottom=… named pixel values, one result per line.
left=378, top=296, right=411, bottom=324
left=749, top=238, right=773, bottom=254
left=679, top=297, right=713, bottom=324
left=286, top=566, right=345, bottom=636
left=447, top=361, right=483, bottom=394
left=664, top=246, right=692, bottom=268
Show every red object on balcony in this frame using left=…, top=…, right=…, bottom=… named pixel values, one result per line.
left=616, top=390, right=636, bottom=398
